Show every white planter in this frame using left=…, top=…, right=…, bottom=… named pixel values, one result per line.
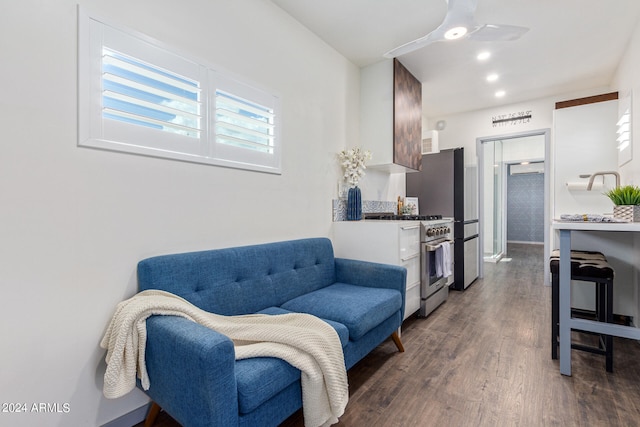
left=613, top=205, right=640, bottom=222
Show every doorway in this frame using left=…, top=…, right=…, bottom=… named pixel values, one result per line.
left=477, top=130, right=551, bottom=285
left=506, top=161, right=545, bottom=245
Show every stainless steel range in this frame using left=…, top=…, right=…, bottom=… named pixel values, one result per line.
left=419, top=218, right=454, bottom=317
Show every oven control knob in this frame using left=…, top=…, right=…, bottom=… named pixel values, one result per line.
left=426, top=228, right=434, bottom=237
left=436, top=227, right=443, bottom=235
left=445, top=227, right=450, bottom=234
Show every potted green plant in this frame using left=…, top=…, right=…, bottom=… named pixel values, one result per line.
left=604, top=185, right=640, bottom=221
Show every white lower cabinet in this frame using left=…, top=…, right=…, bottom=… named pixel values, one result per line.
left=332, top=221, right=421, bottom=321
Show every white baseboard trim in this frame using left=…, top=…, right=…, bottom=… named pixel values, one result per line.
left=101, top=403, right=150, bottom=427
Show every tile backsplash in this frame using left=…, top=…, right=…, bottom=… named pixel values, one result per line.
left=333, top=199, right=396, bottom=221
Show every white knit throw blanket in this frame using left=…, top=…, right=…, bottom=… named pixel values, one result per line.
left=100, top=290, right=348, bottom=427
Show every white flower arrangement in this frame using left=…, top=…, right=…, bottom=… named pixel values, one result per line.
left=338, top=147, right=372, bottom=187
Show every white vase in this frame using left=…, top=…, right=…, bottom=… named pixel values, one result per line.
left=613, top=205, right=640, bottom=222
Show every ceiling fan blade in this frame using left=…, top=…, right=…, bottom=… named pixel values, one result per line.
left=468, top=24, right=529, bottom=42
left=383, top=0, right=527, bottom=58
left=445, top=0, right=478, bottom=24
left=383, top=0, right=478, bottom=58
left=383, top=32, right=441, bottom=58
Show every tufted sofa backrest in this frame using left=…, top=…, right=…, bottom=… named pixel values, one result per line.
left=137, top=238, right=337, bottom=315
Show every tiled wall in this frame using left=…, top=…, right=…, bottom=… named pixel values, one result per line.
left=507, top=171, right=544, bottom=243
left=332, top=199, right=397, bottom=221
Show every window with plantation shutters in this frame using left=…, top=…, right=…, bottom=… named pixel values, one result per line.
left=102, top=48, right=202, bottom=139
left=215, top=90, right=274, bottom=154
left=210, top=72, right=280, bottom=171
left=78, top=7, right=281, bottom=174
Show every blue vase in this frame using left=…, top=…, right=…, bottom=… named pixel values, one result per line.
left=346, top=186, right=362, bottom=220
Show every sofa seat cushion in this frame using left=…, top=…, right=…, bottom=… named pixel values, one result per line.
left=235, top=306, right=351, bottom=414
left=280, top=283, right=402, bottom=340
left=257, top=306, right=349, bottom=347
left=235, top=357, right=300, bottom=414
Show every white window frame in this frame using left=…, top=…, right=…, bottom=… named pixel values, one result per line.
left=78, top=7, right=282, bottom=174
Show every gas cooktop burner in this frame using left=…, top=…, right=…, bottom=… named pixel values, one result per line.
left=364, top=213, right=443, bottom=221
left=418, top=215, right=443, bottom=221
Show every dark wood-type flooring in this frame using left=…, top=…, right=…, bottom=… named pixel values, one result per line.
left=137, top=243, right=640, bottom=427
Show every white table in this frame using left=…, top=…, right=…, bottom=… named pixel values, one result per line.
left=552, top=220, right=640, bottom=375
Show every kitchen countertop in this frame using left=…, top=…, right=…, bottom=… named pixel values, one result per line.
left=333, top=220, right=423, bottom=228
left=336, top=217, right=454, bottom=224
left=551, top=220, right=640, bottom=232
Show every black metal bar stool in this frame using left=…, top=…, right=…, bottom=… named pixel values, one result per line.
left=550, top=249, right=614, bottom=372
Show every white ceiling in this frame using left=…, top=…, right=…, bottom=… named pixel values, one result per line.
left=269, top=0, right=640, bottom=118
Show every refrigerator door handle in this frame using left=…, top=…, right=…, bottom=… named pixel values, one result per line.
left=464, top=234, right=479, bottom=242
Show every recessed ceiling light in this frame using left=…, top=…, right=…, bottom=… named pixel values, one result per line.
left=486, top=73, right=499, bottom=82
left=444, top=26, right=468, bottom=40
left=495, top=90, right=506, bottom=98
left=477, top=51, right=491, bottom=61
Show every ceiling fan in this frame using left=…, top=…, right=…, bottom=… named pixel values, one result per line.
left=384, top=0, right=529, bottom=58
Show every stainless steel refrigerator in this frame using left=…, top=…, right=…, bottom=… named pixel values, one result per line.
left=406, top=147, right=479, bottom=290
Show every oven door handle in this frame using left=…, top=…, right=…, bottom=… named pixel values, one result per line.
left=425, top=239, right=453, bottom=251
left=400, top=225, right=420, bottom=231
left=401, top=252, right=420, bottom=262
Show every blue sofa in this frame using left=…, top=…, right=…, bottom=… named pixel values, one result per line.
left=136, top=237, right=406, bottom=427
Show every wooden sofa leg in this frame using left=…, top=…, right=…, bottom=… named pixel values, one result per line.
left=144, top=402, right=162, bottom=427
left=391, top=331, right=405, bottom=352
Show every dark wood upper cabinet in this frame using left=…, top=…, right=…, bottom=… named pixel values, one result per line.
left=393, top=59, right=422, bottom=171
left=360, top=59, right=422, bottom=172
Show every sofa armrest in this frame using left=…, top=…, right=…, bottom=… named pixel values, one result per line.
left=143, top=315, right=238, bottom=427
left=335, top=258, right=407, bottom=318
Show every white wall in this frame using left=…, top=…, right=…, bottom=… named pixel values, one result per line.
left=502, top=135, right=546, bottom=162
left=552, top=101, right=619, bottom=217
left=0, top=1, right=359, bottom=426
left=612, top=15, right=640, bottom=325
left=360, top=169, right=406, bottom=203
left=427, top=88, right=610, bottom=163
left=551, top=100, right=638, bottom=314
left=614, top=14, right=640, bottom=186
